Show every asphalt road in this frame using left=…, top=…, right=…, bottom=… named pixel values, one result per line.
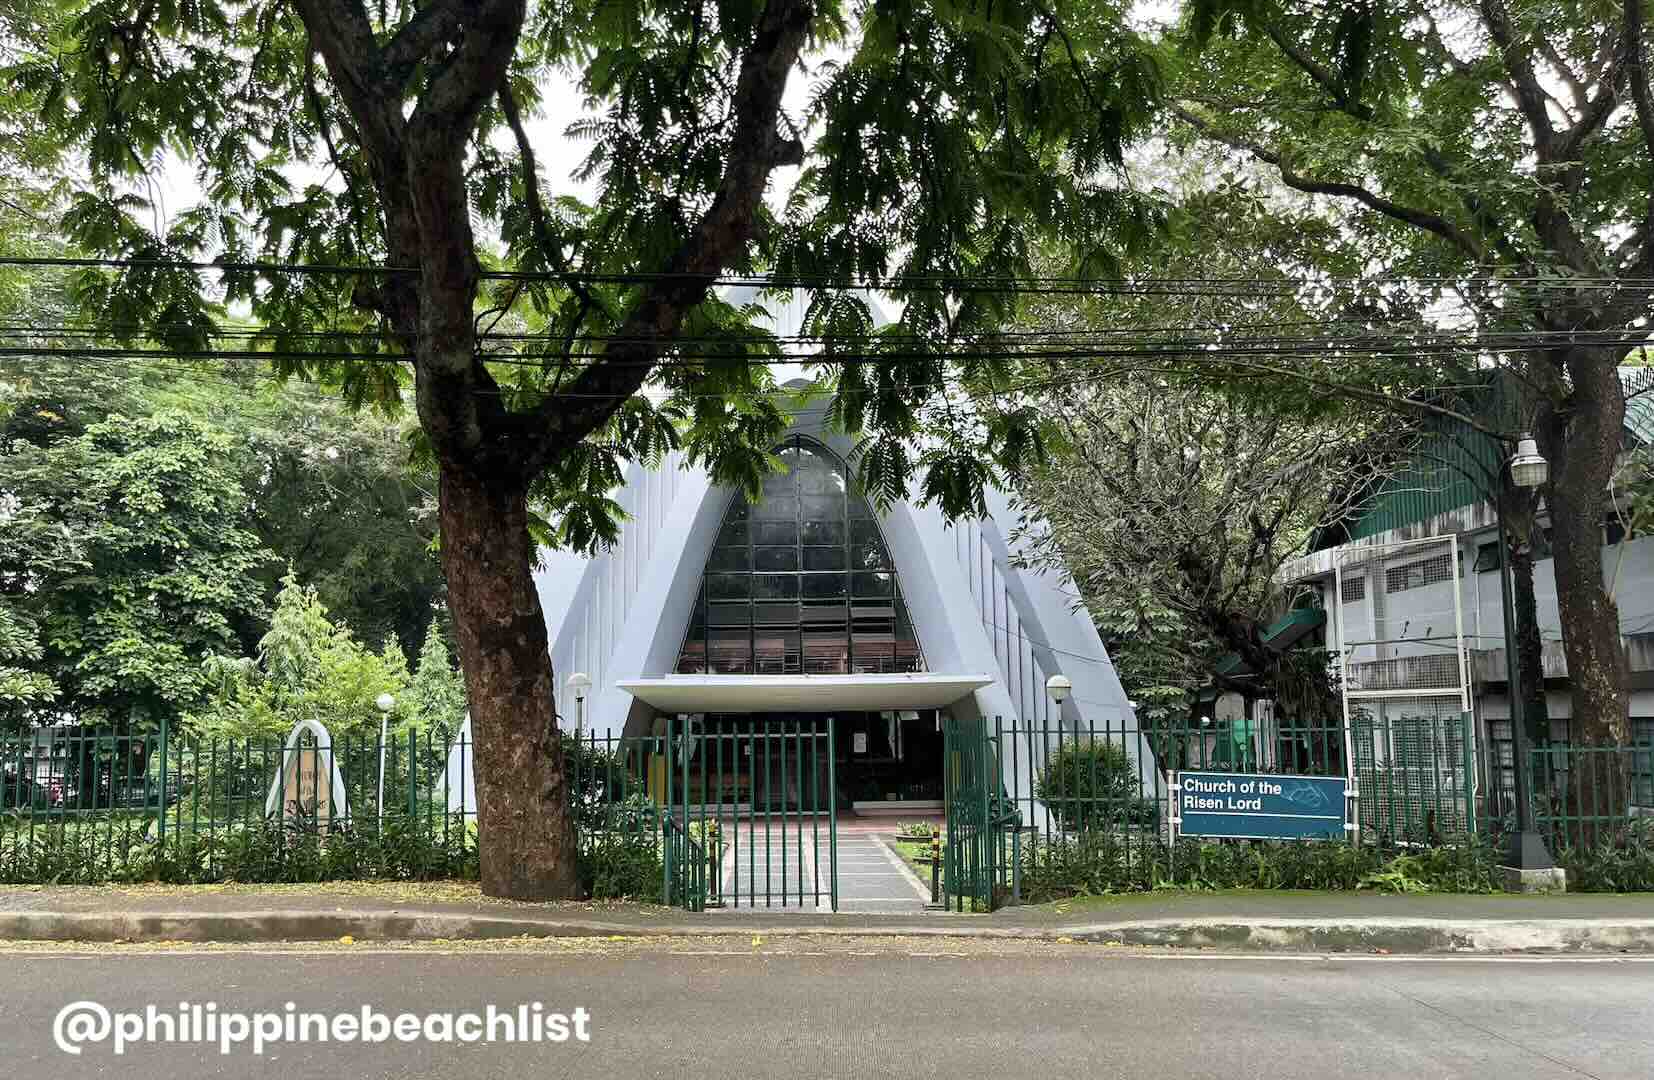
left=3, top=940, right=1650, bottom=1079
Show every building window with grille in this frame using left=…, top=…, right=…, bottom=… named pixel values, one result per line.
left=1384, top=553, right=1455, bottom=593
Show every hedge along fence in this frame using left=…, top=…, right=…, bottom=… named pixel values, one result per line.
left=990, top=708, right=1476, bottom=888
left=0, top=724, right=670, bottom=895
left=1013, top=831, right=1511, bottom=902
left=992, top=712, right=1654, bottom=899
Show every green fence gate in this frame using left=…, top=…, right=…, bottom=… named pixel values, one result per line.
left=664, top=715, right=837, bottom=911
left=942, top=716, right=1016, bottom=912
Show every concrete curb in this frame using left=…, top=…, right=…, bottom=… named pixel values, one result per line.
left=3, top=910, right=1653, bottom=953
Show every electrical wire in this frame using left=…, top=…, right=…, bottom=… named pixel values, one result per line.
left=6, top=254, right=1654, bottom=294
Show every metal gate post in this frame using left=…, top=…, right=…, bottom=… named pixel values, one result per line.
left=156, top=714, right=168, bottom=844
left=1462, top=710, right=1476, bottom=836
left=662, top=714, right=673, bottom=906
left=827, top=714, right=838, bottom=912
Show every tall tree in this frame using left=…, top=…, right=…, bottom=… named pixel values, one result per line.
left=1174, top=0, right=1652, bottom=746
left=1012, top=373, right=1384, bottom=768
left=14, top=0, right=1161, bottom=896
left=226, top=389, right=443, bottom=659
left=0, top=411, right=271, bottom=730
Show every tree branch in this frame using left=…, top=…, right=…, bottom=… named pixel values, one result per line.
left=383, top=0, right=467, bottom=80
left=1537, top=35, right=1590, bottom=111
left=1423, top=15, right=1478, bottom=78
left=289, top=0, right=405, bottom=169
left=513, top=0, right=815, bottom=472
left=1173, top=105, right=1490, bottom=263
left=1263, top=23, right=1372, bottom=120
left=497, top=78, right=609, bottom=349
left=1029, top=0, right=1106, bottom=119
left=1478, top=0, right=1559, bottom=159
left=1127, top=356, right=1514, bottom=441
left=388, top=0, right=529, bottom=461
left=1626, top=0, right=1654, bottom=169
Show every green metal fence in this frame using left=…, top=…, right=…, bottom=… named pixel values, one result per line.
left=0, top=722, right=683, bottom=888
left=664, top=715, right=836, bottom=910
left=0, top=722, right=479, bottom=882
left=942, top=708, right=1477, bottom=911
left=1529, top=741, right=1654, bottom=851
left=941, top=715, right=1013, bottom=912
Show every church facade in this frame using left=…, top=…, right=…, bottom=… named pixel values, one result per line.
left=530, top=397, right=1148, bottom=813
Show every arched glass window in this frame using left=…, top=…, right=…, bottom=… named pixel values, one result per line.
left=676, top=436, right=924, bottom=675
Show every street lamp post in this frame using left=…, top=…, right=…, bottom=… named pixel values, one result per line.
left=566, top=672, right=592, bottom=739
left=1045, top=675, right=1071, bottom=710
left=1496, top=434, right=1555, bottom=873
left=375, top=691, right=395, bottom=823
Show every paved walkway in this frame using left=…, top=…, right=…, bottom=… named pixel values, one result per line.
left=829, top=832, right=930, bottom=914
left=709, top=819, right=824, bottom=910
left=705, top=818, right=932, bottom=913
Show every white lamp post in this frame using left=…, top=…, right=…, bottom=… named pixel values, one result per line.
left=375, top=691, right=395, bottom=821
left=1045, top=674, right=1071, bottom=708
left=566, top=672, right=592, bottom=738
left=1497, top=432, right=1554, bottom=874
left=1508, top=433, right=1550, bottom=490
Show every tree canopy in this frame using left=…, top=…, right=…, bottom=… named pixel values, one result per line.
left=9, top=0, right=1165, bottom=526
left=5, top=0, right=1174, bottom=897
left=0, top=409, right=270, bottom=729
left=0, top=356, right=450, bottom=730
left=1166, top=0, right=1654, bottom=742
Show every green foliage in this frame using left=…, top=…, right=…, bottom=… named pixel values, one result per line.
left=227, top=392, right=443, bottom=659
left=0, top=815, right=478, bottom=886
left=566, top=745, right=652, bottom=834
left=400, top=618, right=469, bottom=753
left=581, top=830, right=664, bottom=902
left=1, top=358, right=445, bottom=725
left=1035, top=741, right=1151, bottom=830
left=0, top=603, right=57, bottom=723
left=3, top=0, right=1174, bottom=545
left=187, top=576, right=408, bottom=741
left=1554, top=819, right=1654, bottom=893
left=1017, top=835, right=1504, bottom=903
left=0, top=409, right=271, bottom=730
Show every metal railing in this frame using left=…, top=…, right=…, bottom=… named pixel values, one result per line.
left=0, top=723, right=677, bottom=886
left=1529, top=741, right=1654, bottom=852
left=663, top=715, right=837, bottom=910
left=942, top=708, right=1478, bottom=909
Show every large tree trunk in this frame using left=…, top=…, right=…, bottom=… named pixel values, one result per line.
left=438, top=460, right=581, bottom=900
left=1536, top=349, right=1631, bottom=748
left=1535, top=348, right=1631, bottom=848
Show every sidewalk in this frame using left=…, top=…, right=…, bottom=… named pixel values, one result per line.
left=2, top=883, right=1651, bottom=953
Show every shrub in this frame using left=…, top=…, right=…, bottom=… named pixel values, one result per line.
left=0, top=812, right=479, bottom=885
left=567, top=744, right=647, bottom=833
left=1034, top=740, right=1144, bottom=831
left=1015, top=834, right=1501, bottom=903
left=581, top=832, right=663, bottom=902
left=1554, top=817, right=1654, bottom=892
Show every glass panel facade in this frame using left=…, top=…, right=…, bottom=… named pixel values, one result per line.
left=676, top=435, right=925, bottom=675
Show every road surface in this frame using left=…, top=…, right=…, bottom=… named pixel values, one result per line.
left=2, top=937, right=1648, bottom=1078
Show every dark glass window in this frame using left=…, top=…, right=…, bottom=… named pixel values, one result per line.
left=675, top=435, right=925, bottom=674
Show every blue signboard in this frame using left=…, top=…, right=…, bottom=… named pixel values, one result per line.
left=1172, top=771, right=1348, bottom=840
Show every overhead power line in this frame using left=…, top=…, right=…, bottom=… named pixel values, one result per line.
left=5, top=254, right=1654, bottom=295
